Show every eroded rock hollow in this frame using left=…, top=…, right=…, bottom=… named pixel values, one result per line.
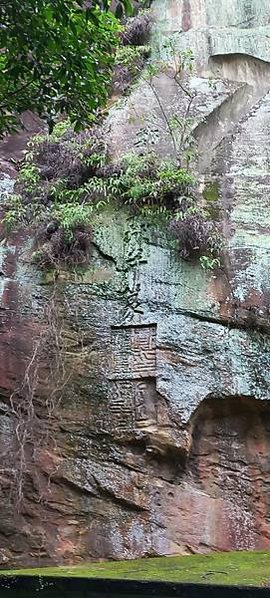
left=0, top=0, right=270, bottom=567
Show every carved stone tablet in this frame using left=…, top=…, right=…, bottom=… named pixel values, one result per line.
left=111, top=325, right=156, bottom=380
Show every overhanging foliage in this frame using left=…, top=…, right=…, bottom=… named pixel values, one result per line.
left=0, top=0, right=132, bottom=135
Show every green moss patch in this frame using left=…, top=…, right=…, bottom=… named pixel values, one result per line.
left=1, top=551, right=270, bottom=586
left=203, top=181, right=220, bottom=203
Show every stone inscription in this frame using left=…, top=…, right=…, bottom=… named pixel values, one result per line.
left=108, top=380, right=135, bottom=433
left=135, top=381, right=149, bottom=422
left=111, top=327, right=131, bottom=378
left=122, top=272, right=143, bottom=323
left=111, top=325, right=156, bottom=380
left=131, top=326, right=156, bottom=378
left=108, top=325, right=157, bottom=433
left=107, top=379, right=157, bottom=433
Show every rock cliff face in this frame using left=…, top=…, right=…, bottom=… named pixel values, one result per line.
left=0, top=0, right=270, bottom=567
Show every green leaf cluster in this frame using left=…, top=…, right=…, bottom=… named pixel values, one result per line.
left=52, top=151, right=194, bottom=208
left=117, top=153, right=194, bottom=204
left=0, top=0, right=133, bottom=136
left=2, top=130, right=195, bottom=234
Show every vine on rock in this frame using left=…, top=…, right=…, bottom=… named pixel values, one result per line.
left=6, top=286, right=71, bottom=510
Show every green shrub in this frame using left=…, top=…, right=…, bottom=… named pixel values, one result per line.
left=170, top=205, right=223, bottom=269
left=2, top=194, right=27, bottom=232
left=2, top=120, right=222, bottom=271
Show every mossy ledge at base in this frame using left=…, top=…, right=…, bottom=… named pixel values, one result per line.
left=1, top=551, right=270, bottom=588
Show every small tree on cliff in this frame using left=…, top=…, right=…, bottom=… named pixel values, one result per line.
left=0, top=0, right=132, bottom=136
